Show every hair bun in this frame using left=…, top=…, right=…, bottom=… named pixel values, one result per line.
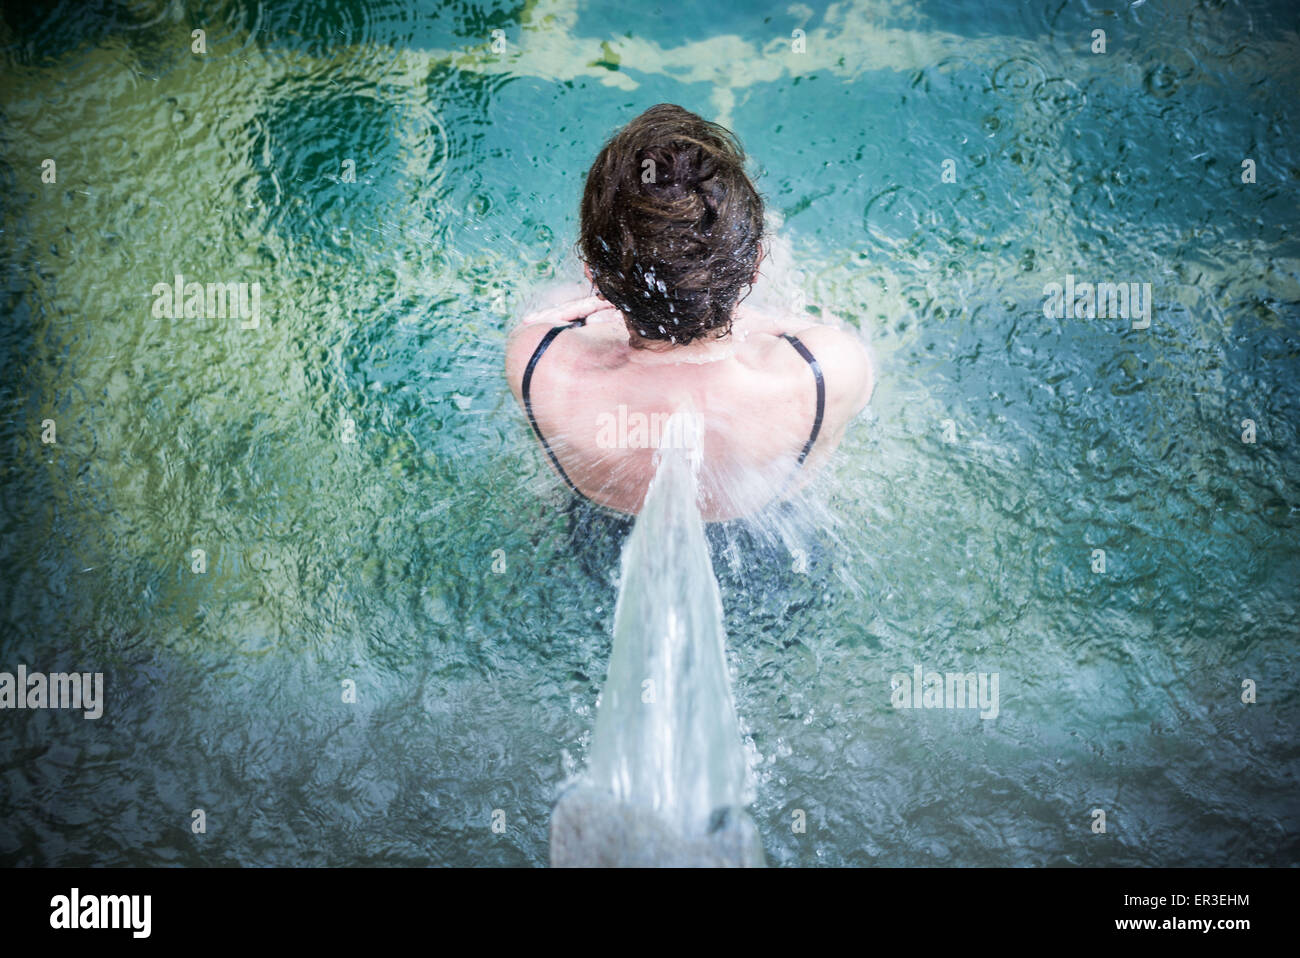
left=579, top=104, right=764, bottom=346
left=640, top=142, right=718, bottom=193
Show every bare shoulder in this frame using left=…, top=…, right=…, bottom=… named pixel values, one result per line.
left=506, top=317, right=629, bottom=405
left=504, top=322, right=555, bottom=403
left=506, top=293, right=617, bottom=401
left=792, top=324, right=875, bottom=417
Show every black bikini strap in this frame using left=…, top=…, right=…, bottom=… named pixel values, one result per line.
left=783, top=333, right=825, bottom=466
left=522, top=321, right=583, bottom=493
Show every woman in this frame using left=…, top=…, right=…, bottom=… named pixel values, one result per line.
left=506, top=104, right=874, bottom=522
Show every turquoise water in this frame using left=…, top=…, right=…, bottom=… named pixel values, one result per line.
left=1, top=0, right=1298, bottom=866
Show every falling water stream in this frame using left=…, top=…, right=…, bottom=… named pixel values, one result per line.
left=551, top=411, right=763, bottom=866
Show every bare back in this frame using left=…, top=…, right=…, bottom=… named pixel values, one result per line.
left=506, top=303, right=873, bottom=521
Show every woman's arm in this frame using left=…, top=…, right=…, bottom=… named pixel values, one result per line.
left=517, top=294, right=610, bottom=327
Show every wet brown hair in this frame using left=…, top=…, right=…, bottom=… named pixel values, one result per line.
left=579, top=103, right=764, bottom=346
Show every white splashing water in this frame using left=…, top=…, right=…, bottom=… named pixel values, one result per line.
left=551, top=408, right=763, bottom=866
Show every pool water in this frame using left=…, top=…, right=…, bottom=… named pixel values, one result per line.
left=1, top=0, right=1297, bottom=866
